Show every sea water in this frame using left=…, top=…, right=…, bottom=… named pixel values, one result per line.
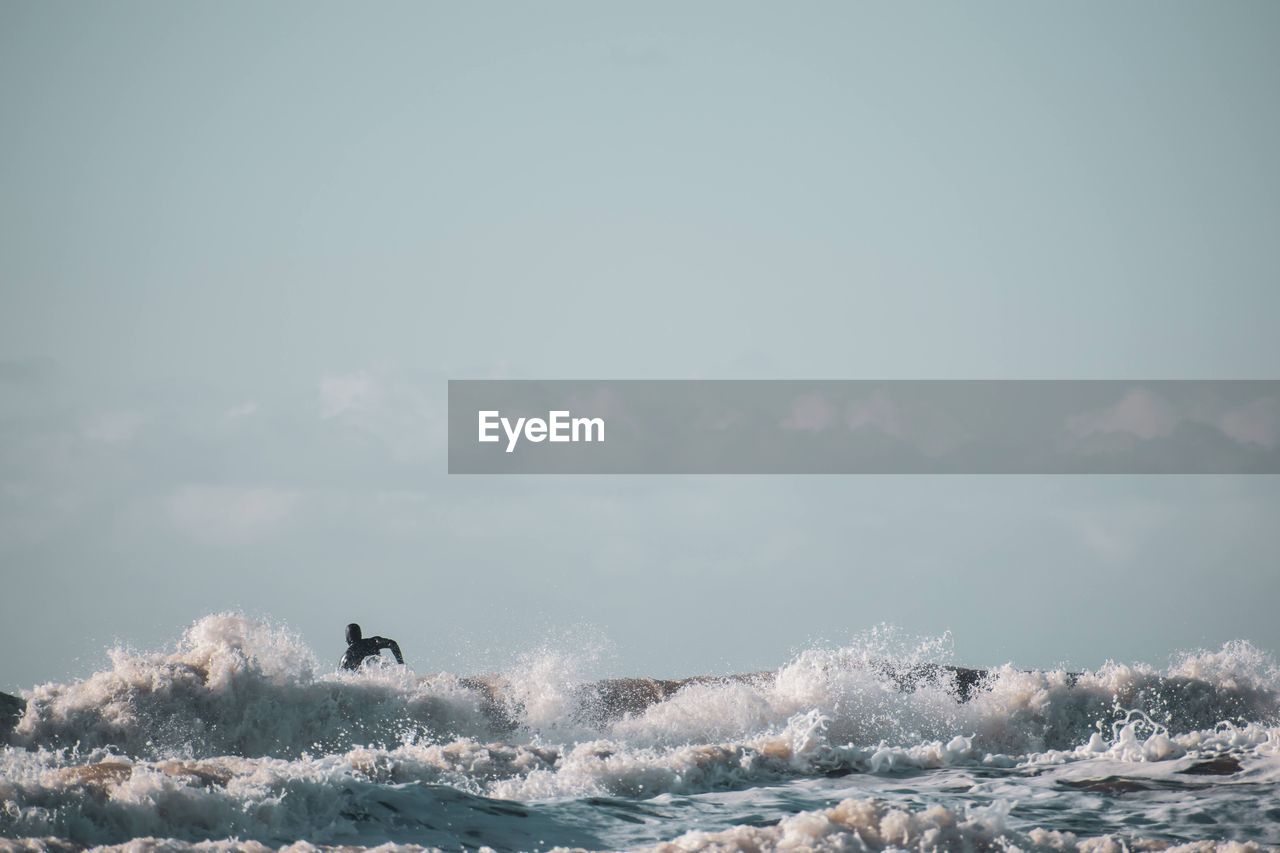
left=2, top=614, right=1277, bottom=851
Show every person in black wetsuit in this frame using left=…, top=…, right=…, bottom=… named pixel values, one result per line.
left=340, top=623, right=405, bottom=670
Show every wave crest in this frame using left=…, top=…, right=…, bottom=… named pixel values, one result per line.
left=7, top=614, right=1279, bottom=764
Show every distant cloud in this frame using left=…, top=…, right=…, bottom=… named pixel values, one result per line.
left=1067, top=388, right=1178, bottom=441
left=317, top=367, right=443, bottom=463
left=319, top=371, right=375, bottom=419
left=781, top=393, right=833, bottom=432
left=166, top=484, right=297, bottom=546
left=1063, top=501, right=1172, bottom=564
left=1066, top=387, right=1280, bottom=452
left=1216, top=397, right=1280, bottom=449
left=845, top=392, right=904, bottom=437
left=222, top=401, right=259, bottom=423
left=82, top=411, right=147, bottom=445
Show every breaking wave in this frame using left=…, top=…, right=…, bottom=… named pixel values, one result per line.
left=2, top=614, right=1278, bottom=849
left=642, top=797, right=1271, bottom=853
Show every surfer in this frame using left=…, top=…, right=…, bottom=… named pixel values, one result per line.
left=340, top=622, right=405, bottom=670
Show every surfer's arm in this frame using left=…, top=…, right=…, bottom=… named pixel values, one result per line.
left=375, top=637, right=405, bottom=664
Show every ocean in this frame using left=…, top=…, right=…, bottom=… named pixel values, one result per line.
left=1, top=614, right=1277, bottom=851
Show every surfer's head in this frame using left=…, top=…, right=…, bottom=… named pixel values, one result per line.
left=345, top=623, right=362, bottom=644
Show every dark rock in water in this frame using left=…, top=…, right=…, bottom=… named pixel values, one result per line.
left=456, top=664, right=994, bottom=730
left=455, top=673, right=777, bottom=730
left=1, top=690, right=23, bottom=741
left=1058, top=776, right=1154, bottom=794
left=1181, top=755, right=1243, bottom=776
left=576, top=673, right=771, bottom=725
left=871, top=663, right=991, bottom=702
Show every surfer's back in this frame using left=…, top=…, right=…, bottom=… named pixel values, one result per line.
left=340, top=622, right=405, bottom=670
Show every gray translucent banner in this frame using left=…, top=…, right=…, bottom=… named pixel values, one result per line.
left=448, top=380, right=1280, bottom=474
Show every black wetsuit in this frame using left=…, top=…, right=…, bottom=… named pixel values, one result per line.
left=341, top=625, right=404, bottom=670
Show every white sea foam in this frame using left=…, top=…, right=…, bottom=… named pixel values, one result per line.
left=3, top=614, right=1278, bottom=849
left=12, top=615, right=1278, bottom=762
left=10, top=614, right=502, bottom=758
left=634, top=797, right=1270, bottom=853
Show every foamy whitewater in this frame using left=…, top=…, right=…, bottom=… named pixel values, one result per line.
left=2, top=615, right=1278, bottom=851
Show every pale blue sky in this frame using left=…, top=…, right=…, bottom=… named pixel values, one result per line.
left=2, top=2, right=1279, bottom=691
